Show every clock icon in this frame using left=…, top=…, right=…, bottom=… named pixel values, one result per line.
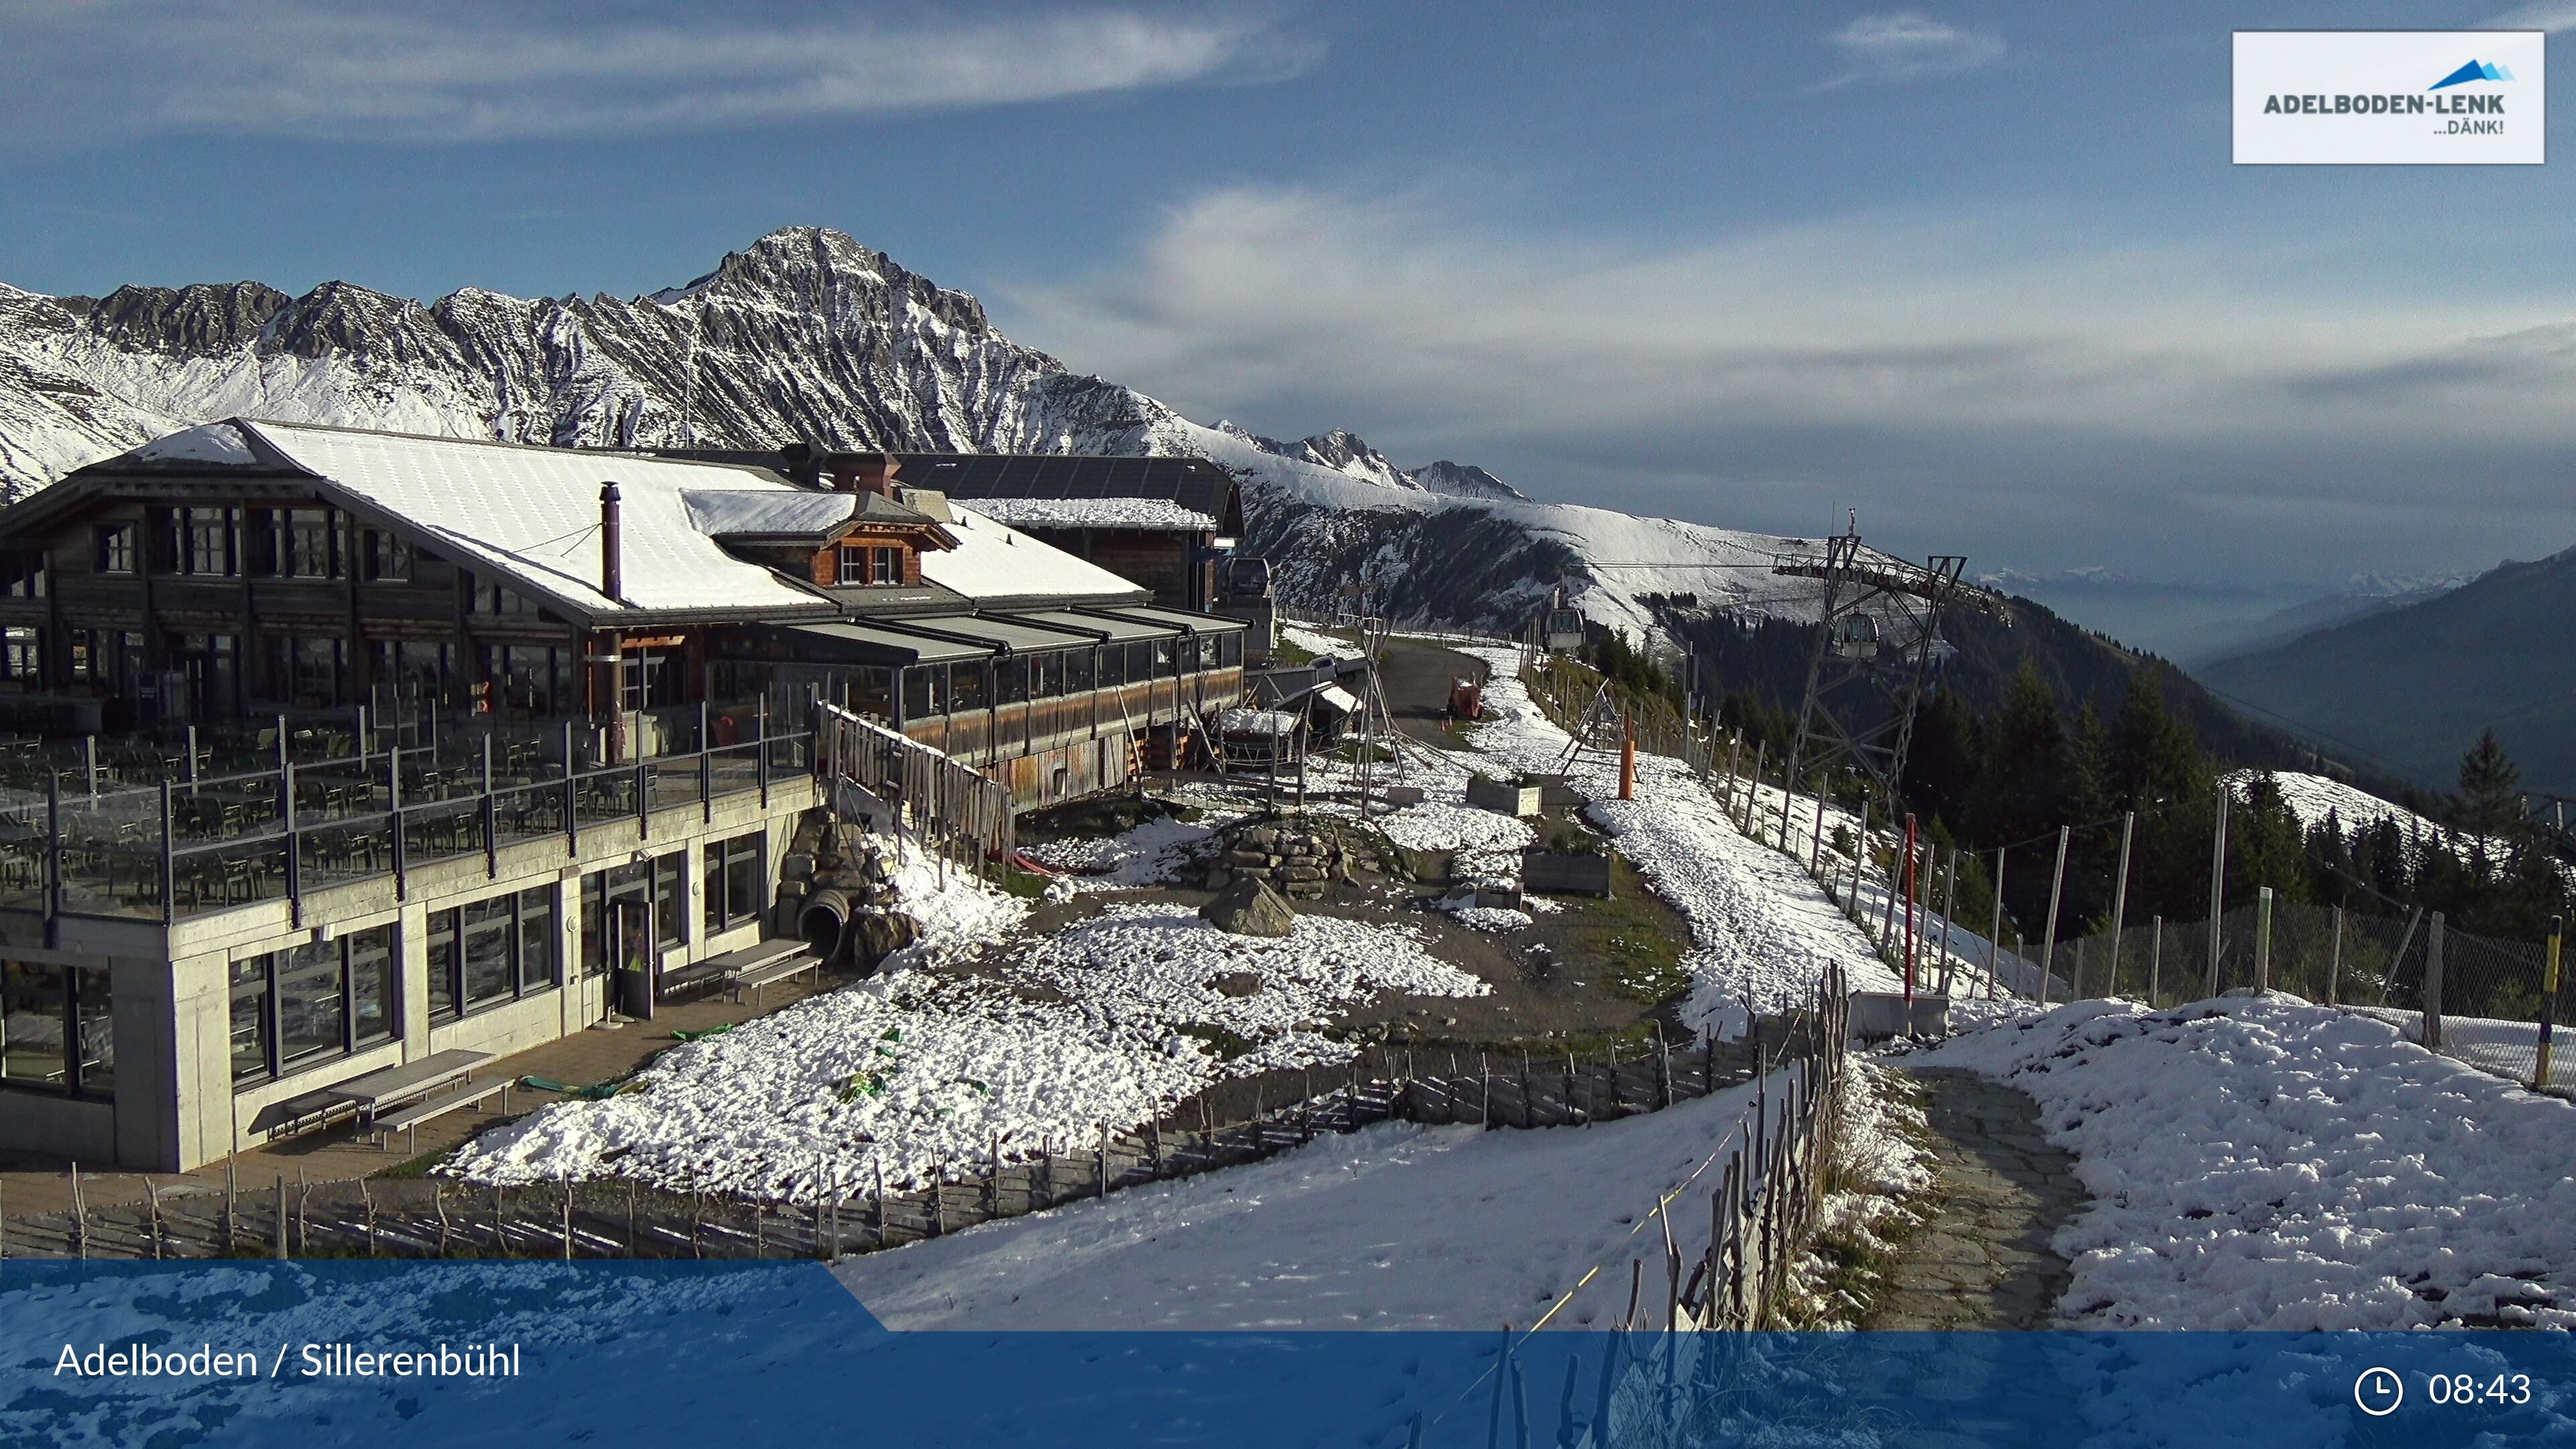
left=2355, top=1367, right=2404, bottom=1417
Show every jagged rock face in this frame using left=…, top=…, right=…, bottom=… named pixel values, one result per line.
left=0, top=226, right=1174, bottom=496
left=1403, top=460, right=1526, bottom=502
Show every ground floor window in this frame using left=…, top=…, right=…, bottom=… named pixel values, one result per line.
left=0, top=960, right=113, bottom=1099
left=580, top=853, right=684, bottom=978
left=229, top=923, right=396, bottom=1083
left=0, top=626, right=38, bottom=685
left=703, top=830, right=763, bottom=935
left=426, top=888, right=557, bottom=1023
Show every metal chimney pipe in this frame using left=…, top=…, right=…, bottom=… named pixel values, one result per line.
left=598, top=481, right=624, bottom=602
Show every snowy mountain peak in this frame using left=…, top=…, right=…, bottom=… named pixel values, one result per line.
left=0, top=225, right=1839, bottom=646
left=1403, top=460, right=1527, bottom=502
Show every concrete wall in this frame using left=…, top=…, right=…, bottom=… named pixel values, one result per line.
left=0, top=777, right=817, bottom=1171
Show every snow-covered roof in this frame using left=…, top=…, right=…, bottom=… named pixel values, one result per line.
left=130, top=422, right=260, bottom=467
left=928, top=504, right=1150, bottom=608
left=239, top=421, right=827, bottom=621
left=1217, top=708, right=1304, bottom=735
left=959, top=496, right=1216, bottom=533
left=682, top=488, right=931, bottom=540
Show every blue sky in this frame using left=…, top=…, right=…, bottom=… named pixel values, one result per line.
left=6, top=0, right=2576, bottom=628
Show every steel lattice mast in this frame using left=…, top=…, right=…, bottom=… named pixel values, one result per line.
left=1773, top=520, right=1978, bottom=830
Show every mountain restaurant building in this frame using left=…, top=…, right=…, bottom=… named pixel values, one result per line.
left=0, top=421, right=1244, bottom=1171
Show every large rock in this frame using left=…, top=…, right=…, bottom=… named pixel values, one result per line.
left=851, top=910, right=922, bottom=969
left=1199, top=877, right=1296, bottom=938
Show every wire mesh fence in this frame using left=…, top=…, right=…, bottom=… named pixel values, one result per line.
left=2049, top=898, right=2569, bottom=1090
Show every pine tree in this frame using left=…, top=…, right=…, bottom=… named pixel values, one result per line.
left=2455, top=729, right=2524, bottom=842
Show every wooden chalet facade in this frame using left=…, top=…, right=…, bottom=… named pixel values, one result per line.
left=0, top=421, right=1246, bottom=1173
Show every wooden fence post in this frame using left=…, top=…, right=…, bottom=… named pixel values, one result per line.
left=2424, top=912, right=2446, bottom=1051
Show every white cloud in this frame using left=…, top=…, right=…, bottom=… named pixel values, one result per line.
left=1001, top=185, right=2576, bottom=580
left=2485, top=2, right=2576, bottom=31
left=0, top=2, right=1315, bottom=142
left=1811, top=11, right=2005, bottom=93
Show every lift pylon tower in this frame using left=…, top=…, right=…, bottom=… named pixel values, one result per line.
left=1774, top=521, right=1979, bottom=825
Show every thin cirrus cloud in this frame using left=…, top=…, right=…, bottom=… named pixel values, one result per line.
left=1004, top=186, right=2576, bottom=576
left=0, top=1, right=1315, bottom=144
left=2485, top=2, right=2576, bottom=30
left=1806, top=11, right=2006, bottom=93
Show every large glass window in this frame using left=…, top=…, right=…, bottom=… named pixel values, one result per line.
left=461, top=898, right=514, bottom=1006
left=995, top=655, right=1027, bottom=705
left=621, top=648, right=680, bottom=711
left=428, top=888, right=557, bottom=1021
left=229, top=957, right=269, bottom=1083
left=376, top=641, right=454, bottom=708
left=229, top=923, right=394, bottom=1083
left=360, top=529, right=411, bottom=582
left=264, top=635, right=346, bottom=706
left=850, top=667, right=895, bottom=720
left=1030, top=651, right=1063, bottom=699
left=703, top=830, right=763, bottom=935
left=276, top=943, right=348, bottom=1065
left=951, top=659, right=989, bottom=712
left=653, top=853, right=686, bottom=950
left=174, top=506, right=238, bottom=576
left=266, top=508, right=339, bottom=579
left=1218, top=630, right=1244, bottom=668
left=486, top=644, right=570, bottom=716
left=0, top=961, right=111, bottom=1097
left=1067, top=647, right=1095, bottom=694
left=1, top=962, right=68, bottom=1087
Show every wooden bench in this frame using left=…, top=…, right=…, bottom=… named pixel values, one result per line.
left=366, top=1078, right=514, bottom=1155
left=328, top=1048, right=492, bottom=1126
left=259, top=1088, right=358, bottom=1139
left=674, top=938, right=811, bottom=1005
left=729, top=951, right=822, bottom=1007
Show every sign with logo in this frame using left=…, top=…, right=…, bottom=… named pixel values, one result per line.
left=2234, top=31, right=2544, bottom=164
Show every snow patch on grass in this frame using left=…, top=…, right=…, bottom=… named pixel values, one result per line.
left=1913, top=996, right=2576, bottom=1329
left=446, top=894, right=1482, bottom=1201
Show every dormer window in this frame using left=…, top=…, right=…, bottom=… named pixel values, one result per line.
left=838, top=544, right=902, bottom=587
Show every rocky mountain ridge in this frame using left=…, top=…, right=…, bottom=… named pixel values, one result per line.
left=0, top=225, right=1837, bottom=641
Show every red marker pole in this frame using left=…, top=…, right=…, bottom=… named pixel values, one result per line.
left=1901, top=814, right=1919, bottom=1002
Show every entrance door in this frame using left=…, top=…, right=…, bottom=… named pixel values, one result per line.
left=613, top=898, right=657, bottom=1020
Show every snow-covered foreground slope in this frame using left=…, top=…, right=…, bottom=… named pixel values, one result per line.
left=445, top=843, right=1484, bottom=1201
left=836, top=1075, right=1765, bottom=1330
left=1910, top=997, right=2576, bottom=1330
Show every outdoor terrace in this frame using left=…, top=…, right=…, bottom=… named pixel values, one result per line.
left=0, top=705, right=816, bottom=927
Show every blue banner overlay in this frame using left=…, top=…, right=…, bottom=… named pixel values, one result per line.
left=1, top=1262, right=2569, bottom=1447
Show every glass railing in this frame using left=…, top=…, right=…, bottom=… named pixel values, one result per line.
left=8, top=724, right=818, bottom=924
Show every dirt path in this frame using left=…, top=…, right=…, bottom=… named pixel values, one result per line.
left=1870, top=1067, right=2083, bottom=1329
left=1374, top=637, right=1487, bottom=746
